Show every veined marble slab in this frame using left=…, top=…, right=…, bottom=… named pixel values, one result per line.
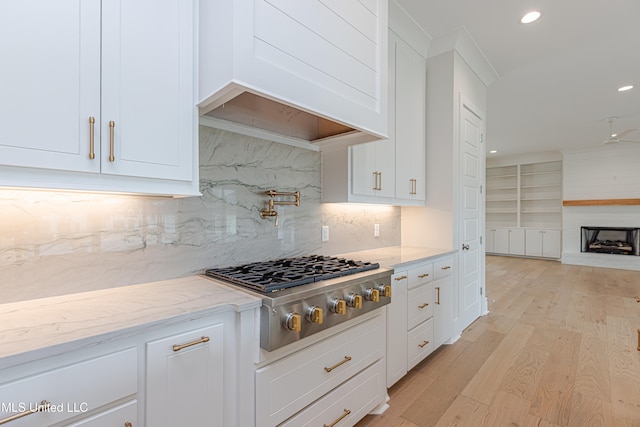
left=337, top=246, right=456, bottom=269
left=0, top=275, right=261, bottom=369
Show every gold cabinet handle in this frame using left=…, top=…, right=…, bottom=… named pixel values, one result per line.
left=172, top=336, right=210, bottom=352
left=108, top=120, right=115, bottom=162
left=436, top=287, right=441, bottom=305
left=89, top=116, right=95, bottom=160
left=0, top=400, right=50, bottom=425
left=410, top=178, right=417, bottom=195
left=378, top=172, right=382, bottom=190
left=441, top=265, right=451, bottom=270
left=418, top=340, right=430, bottom=348
left=324, top=356, right=352, bottom=373
left=418, top=302, right=429, bottom=309
left=418, top=273, right=430, bottom=278
left=372, top=171, right=379, bottom=190
left=125, top=423, right=133, bottom=427
left=394, top=275, right=407, bottom=281
left=324, top=409, right=351, bottom=427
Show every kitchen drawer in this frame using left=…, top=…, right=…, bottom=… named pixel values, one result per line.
left=407, top=318, right=434, bottom=370
left=407, top=282, right=434, bottom=330
left=434, top=257, right=454, bottom=280
left=279, top=359, right=385, bottom=427
left=407, top=263, right=433, bottom=289
left=255, top=313, right=385, bottom=427
left=66, top=400, right=137, bottom=426
left=0, top=348, right=137, bottom=427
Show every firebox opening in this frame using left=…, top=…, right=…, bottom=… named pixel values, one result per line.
left=581, top=226, right=640, bottom=256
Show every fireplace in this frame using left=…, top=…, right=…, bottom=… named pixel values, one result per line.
left=581, top=226, right=640, bottom=256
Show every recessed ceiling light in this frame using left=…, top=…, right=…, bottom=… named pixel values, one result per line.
left=521, top=11, right=541, bottom=24
left=618, top=85, right=634, bottom=92
left=489, top=150, right=498, bottom=154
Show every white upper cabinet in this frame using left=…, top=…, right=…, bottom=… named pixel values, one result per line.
left=101, top=0, right=195, bottom=182
left=0, top=1, right=101, bottom=173
left=198, top=0, right=388, bottom=147
left=393, top=31, right=426, bottom=203
left=0, top=0, right=199, bottom=196
left=321, top=3, right=427, bottom=205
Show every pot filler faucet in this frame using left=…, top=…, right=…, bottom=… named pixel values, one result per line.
left=259, top=190, right=300, bottom=226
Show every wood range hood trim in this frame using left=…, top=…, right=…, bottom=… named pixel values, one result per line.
left=562, top=198, right=640, bottom=206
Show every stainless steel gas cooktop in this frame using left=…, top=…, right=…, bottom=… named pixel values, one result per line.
left=204, top=255, right=392, bottom=351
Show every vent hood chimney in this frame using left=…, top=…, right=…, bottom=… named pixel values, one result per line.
left=198, top=0, right=389, bottom=149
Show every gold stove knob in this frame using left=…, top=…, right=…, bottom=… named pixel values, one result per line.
left=306, top=306, right=324, bottom=324
left=346, top=293, right=363, bottom=309
left=330, top=298, right=347, bottom=315
left=285, top=313, right=302, bottom=332
left=365, top=288, right=380, bottom=302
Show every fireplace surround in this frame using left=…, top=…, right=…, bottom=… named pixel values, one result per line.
left=581, top=226, right=640, bottom=256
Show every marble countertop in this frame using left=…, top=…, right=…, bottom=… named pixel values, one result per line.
left=337, top=246, right=456, bottom=269
left=0, top=275, right=261, bottom=370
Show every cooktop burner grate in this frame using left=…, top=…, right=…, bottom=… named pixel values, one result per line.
left=205, top=255, right=379, bottom=293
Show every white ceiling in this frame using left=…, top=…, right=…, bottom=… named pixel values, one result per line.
left=395, top=0, right=640, bottom=158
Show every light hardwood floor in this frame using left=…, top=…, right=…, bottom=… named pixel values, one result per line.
left=356, top=255, right=640, bottom=427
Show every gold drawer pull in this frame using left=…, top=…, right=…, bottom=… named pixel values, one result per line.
left=324, top=409, right=351, bottom=427
left=418, top=273, right=429, bottom=278
left=441, top=265, right=451, bottom=270
left=173, top=336, right=210, bottom=352
left=89, top=116, right=95, bottom=160
left=394, top=275, right=407, bottom=281
left=418, top=302, right=429, bottom=309
left=418, top=340, right=430, bottom=348
left=324, top=356, right=352, bottom=373
left=108, top=120, right=115, bottom=162
left=0, top=400, right=50, bottom=425
left=436, top=287, right=441, bottom=305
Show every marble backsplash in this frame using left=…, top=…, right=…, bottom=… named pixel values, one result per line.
left=0, top=126, right=401, bottom=303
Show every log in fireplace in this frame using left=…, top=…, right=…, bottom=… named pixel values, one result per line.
left=581, top=226, right=640, bottom=256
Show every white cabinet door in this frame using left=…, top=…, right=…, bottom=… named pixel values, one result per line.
left=0, top=1, right=101, bottom=173
left=101, top=0, right=194, bottom=181
left=525, top=229, right=544, bottom=257
left=509, top=228, right=526, bottom=255
left=146, top=323, right=224, bottom=427
left=434, top=275, right=454, bottom=347
left=394, top=33, right=426, bottom=202
left=493, top=228, right=510, bottom=254
left=542, top=229, right=561, bottom=258
left=351, top=141, right=378, bottom=197
left=386, top=270, right=408, bottom=387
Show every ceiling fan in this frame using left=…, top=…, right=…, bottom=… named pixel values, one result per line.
left=602, top=117, right=640, bottom=144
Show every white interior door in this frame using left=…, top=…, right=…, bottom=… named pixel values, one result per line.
left=458, top=100, right=484, bottom=331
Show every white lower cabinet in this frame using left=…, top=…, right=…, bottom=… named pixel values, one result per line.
left=66, top=400, right=137, bottom=427
left=386, top=256, right=455, bottom=388
left=279, top=360, right=385, bottom=427
left=256, top=312, right=385, bottom=427
left=525, top=228, right=562, bottom=258
left=433, top=258, right=455, bottom=348
left=486, top=227, right=524, bottom=255
left=0, top=347, right=137, bottom=427
left=146, top=323, right=225, bottom=427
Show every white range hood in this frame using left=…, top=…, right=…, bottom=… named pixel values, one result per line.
left=198, top=0, right=389, bottom=149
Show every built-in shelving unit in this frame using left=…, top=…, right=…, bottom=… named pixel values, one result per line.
left=486, top=165, right=518, bottom=227
left=486, top=160, right=562, bottom=259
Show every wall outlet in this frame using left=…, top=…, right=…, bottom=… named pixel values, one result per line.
left=321, top=226, right=329, bottom=242
left=374, top=223, right=380, bottom=237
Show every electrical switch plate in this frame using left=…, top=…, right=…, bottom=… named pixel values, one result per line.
left=374, top=224, right=380, bottom=237
left=321, top=226, right=329, bottom=242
